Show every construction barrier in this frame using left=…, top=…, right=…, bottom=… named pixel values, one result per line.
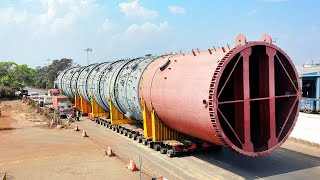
left=106, top=146, right=114, bottom=157
left=127, top=160, right=138, bottom=171
left=82, top=130, right=88, bottom=137
left=74, top=125, right=79, bottom=131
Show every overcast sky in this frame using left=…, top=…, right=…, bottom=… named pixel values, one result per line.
left=0, top=0, right=319, bottom=67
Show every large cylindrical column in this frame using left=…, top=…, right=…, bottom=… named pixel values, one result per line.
left=60, top=67, right=81, bottom=99
left=139, top=34, right=301, bottom=156
left=99, top=60, right=128, bottom=111
left=76, top=64, right=98, bottom=104
left=111, top=56, right=156, bottom=120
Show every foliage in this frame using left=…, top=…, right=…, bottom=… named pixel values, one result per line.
left=33, top=58, right=79, bottom=89
left=0, top=62, right=36, bottom=96
left=0, top=58, right=78, bottom=97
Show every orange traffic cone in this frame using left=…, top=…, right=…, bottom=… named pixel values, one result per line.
left=82, top=130, right=88, bottom=137
left=74, top=125, right=79, bottom=131
left=51, top=119, right=56, bottom=127
left=127, top=160, right=138, bottom=171
left=106, top=146, right=114, bottom=157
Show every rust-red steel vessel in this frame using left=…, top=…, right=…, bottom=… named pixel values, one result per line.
left=140, top=34, right=301, bottom=156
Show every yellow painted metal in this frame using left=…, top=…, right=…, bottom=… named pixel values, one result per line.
left=74, top=92, right=81, bottom=110
left=90, top=94, right=109, bottom=118
left=141, top=100, right=152, bottom=138
left=140, top=100, right=188, bottom=142
left=109, top=99, right=138, bottom=125
left=80, top=94, right=92, bottom=114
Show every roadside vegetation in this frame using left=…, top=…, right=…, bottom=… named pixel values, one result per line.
left=0, top=58, right=78, bottom=97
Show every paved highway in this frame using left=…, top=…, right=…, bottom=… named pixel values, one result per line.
left=75, top=118, right=320, bottom=180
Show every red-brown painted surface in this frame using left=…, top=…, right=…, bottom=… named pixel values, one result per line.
left=140, top=34, right=301, bottom=156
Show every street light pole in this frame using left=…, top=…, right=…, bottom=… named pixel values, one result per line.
left=84, top=48, right=92, bottom=65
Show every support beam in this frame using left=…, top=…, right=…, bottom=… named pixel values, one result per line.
left=74, top=92, right=81, bottom=110
left=151, top=109, right=188, bottom=142
left=240, top=47, right=254, bottom=152
left=141, top=100, right=152, bottom=138
left=109, top=99, right=138, bottom=125
left=266, top=46, right=278, bottom=148
left=80, top=94, right=92, bottom=114
left=90, top=94, right=109, bottom=118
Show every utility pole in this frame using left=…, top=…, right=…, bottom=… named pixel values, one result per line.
left=84, top=48, right=92, bottom=65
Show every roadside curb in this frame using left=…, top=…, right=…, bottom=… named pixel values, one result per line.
left=288, top=137, right=320, bottom=148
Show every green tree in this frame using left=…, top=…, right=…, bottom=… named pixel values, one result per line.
left=33, top=58, right=78, bottom=89
left=0, top=62, right=35, bottom=97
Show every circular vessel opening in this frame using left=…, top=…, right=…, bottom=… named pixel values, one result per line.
left=215, top=44, right=300, bottom=156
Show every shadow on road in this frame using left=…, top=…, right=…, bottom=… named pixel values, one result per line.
left=0, top=127, right=17, bottom=131
left=194, top=147, right=320, bottom=179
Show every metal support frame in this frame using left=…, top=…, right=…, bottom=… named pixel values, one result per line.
left=141, top=99, right=188, bottom=142
left=80, top=94, right=92, bottom=114
left=109, top=99, right=138, bottom=124
left=74, top=92, right=81, bottom=110
left=90, top=94, right=109, bottom=118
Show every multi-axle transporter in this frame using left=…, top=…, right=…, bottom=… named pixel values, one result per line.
left=57, top=34, right=301, bottom=157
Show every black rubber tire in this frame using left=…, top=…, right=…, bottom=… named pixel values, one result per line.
left=153, top=144, right=160, bottom=151
left=112, top=127, right=116, bottom=131
left=119, top=129, right=123, bottom=134
left=106, top=123, right=109, bottom=128
left=167, top=149, right=174, bottom=158
left=137, top=137, right=142, bottom=143
left=132, top=134, right=137, bottom=140
left=160, top=147, right=167, bottom=154
left=128, top=132, right=132, bottom=138
left=142, top=139, right=147, bottom=145
left=123, top=130, right=128, bottom=136
left=147, top=141, right=153, bottom=148
left=109, top=125, right=112, bottom=129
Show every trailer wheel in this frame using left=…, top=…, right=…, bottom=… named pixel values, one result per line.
left=123, top=130, right=128, bottom=136
left=112, top=126, right=116, bottom=131
left=142, top=139, right=147, bottom=145
left=137, top=136, right=142, bottom=143
left=106, top=123, right=109, bottom=128
left=160, top=147, right=167, bottom=154
left=147, top=141, right=153, bottom=148
left=132, top=134, right=137, bottom=140
left=153, top=144, right=160, bottom=151
left=127, top=132, right=132, bottom=138
left=109, top=125, right=113, bottom=129
left=119, top=129, right=123, bottom=134
left=167, top=149, right=174, bottom=158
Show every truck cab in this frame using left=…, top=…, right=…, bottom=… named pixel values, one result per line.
left=48, top=89, right=60, bottom=96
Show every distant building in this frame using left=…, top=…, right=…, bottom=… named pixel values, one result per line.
left=297, top=64, right=320, bottom=99
left=297, top=63, right=320, bottom=113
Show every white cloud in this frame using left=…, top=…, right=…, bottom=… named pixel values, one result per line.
left=125, top=21, right=168, bottom=35
left=97, top=19, right=114, bottom=32
left=118, top=0, right=158, bottom=19
left=29, top=0, right=98, bottom=32
left=248, top=9, right=258, bottom=16
left=168, top=6, right=185, bottom=14
left=261, top=0, right=288, bottom=3
left=0, top=8, right=29, bottom=25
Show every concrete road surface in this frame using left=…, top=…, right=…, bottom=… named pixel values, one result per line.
left=75, top=117, right=320, bottom=180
